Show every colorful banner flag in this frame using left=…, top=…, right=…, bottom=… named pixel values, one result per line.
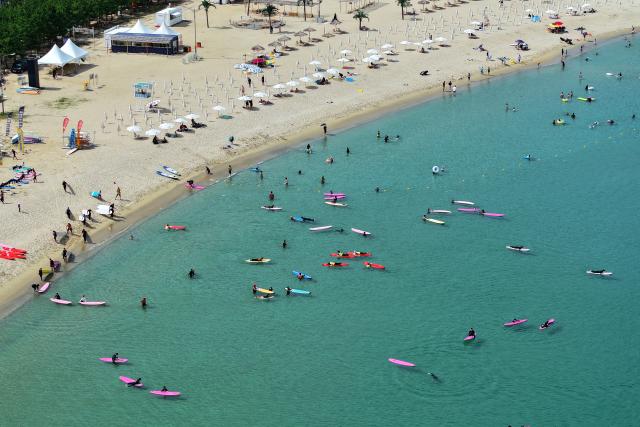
left=17, top=106, right=25, bottom=129
left=77, top=120, right=84, bottom=134
left=63, top=117, right=70, bottom=133
left=4, top=112, right=12, bottom=137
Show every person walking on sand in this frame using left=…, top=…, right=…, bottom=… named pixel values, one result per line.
left=228, top=165, right=232, bottom=176
left=62, top=248, right=68, bottom=262
left=18, top=203, right=21, bottom=213
left=66, top=223, right=73, bottom=235
left=115, top=186, right=122, bottom=200
left=206, top=166, right=211, bottom=175
left=62, top=180, right=68, bottom=193
left=321, top=123, right=327, bottom=135
left=66, top=207, right=72, bottom=220
left=442, top=81, right=445, bottom=92
left=82, top=229, right=88, bottom=243
left=0, top=190, right=4, bottom=204
left=38, top=268, right=43, bottom=281
left=53, top=230, right=58, bottom=242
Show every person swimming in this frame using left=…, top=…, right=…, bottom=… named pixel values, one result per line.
left=188, top=269, right=196, bottom=279
left=384, top=135, right=389, bottom=143
left=375, top=187, right=380, bottom=193
left=282, top=240, right=288, bottom=248
left=376, top=130, right=381, bottom=138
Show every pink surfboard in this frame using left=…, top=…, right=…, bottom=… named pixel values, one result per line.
left=165, top=225, right=186, bottom=230
left=351, top=228, right=372, bottom=236
left=463, top=335, right=476, bottom=342
left=119, top=376, right=143, bottom=387
left=185, top=184, right=205, bottom=190
left=388, top=358, right=415, bottom=367
left=458, top=208, right=480, bottom=213
left=481, top=212, right=505, bottom=217
left=80, top=301, right=106, bottom=306
left=37, top=282, right=50, bottom=293
left=324, top=195, right=346, bottom=200
left=150, top=390, right=181, bottom=397
left=539, top=319, right=555, bottom=330
left=50, top=298, right=72, bottom=305
left=323, top=193, right=345, bottom=197
left=504, top=319, right=528, bottom=327
left=99, top=357, right=128, bottom=364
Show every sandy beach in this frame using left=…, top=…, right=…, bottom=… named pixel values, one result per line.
left=0, top=0, right=638, bottom=317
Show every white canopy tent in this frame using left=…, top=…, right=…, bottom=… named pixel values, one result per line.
left=38, top=45, right=74, bottom=67
left=61, top=39, right=89, bottom=62
left=128, top=19, right=153, bottom=34
left=154, top=22, right=180, bottom=36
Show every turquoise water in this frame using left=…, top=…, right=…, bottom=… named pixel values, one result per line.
left=1, top=38, right=639, bottom=426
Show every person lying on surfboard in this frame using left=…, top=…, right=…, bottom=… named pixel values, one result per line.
left=540, top=320, right=551, bottom=329
left=468, top=328, right=475, bottom=337
left=591, top=269, right=606, bottom=274
left=128, top=378, right=142, bottom=387
left=250, top=257, right=265, bottom=262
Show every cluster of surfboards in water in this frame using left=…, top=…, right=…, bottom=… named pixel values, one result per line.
left=252, top=191, right=387, bottom=299
left=98, top=357, right=180, bottom=397
left=421, top=200, right=505, bottom=225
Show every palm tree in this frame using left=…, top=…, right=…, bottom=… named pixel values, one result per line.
left=297, top=0, right=310, bottom=21
left=397, top=0, right=410, bottom=20
left=262, top=4, right=279, bottom=30
left=352, top=9, right=369, bottom=31
left=246, top=0, right=251, bottom=16
left=199, top=0, right=215, bottom=28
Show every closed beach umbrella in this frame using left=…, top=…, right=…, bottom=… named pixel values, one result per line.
left=145, top=129, right=160, bottom=136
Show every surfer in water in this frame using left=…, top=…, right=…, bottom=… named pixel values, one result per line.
left=285, top=287, right=291, bottom=295
left=540, top=320, right=551, bottom=329
left=112, top=353, right=119, bottom=364
left=297, top=272, right=304, bottom=281
left=252, top=283, right=257, bottom=294
left=468, top=328, right=476, bottom=338
left=129, top=378, right=142, bottom=387
left=321, top=176, right=325, bottom=185
left=268, top=191, right=275, bottom=201
left=591, top=269, right=606, bottom=274
left=161, top=386, right=168, bottom=392
left=375, top=187, right=380, bottom=193
left=54, top=293, right=61, bottom=300
left=31, top=283, right=39, bottom=292
left=376, top=130, right=381, bottom=138
left=79, top=295, right=87, bottom=303
left=282, top=240, right=287, bottom=249
left=140, top=297, right=147, bottom=308
left=188, top=268, right=196, bottom=279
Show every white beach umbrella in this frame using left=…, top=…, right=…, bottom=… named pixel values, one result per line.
left=312, top=72, right=326, bottom=78
left=545, top=9, right=557, bottom=14
left=435, top=36, right=447, bottom=43
left=174, top=118, right=188, bottom=123
left=272, top=83, right=287, bottom=90
left=212, top=105, right=226, bottom=112
left=362, top=57, right=372, bottom=63
left=381, top=43, right=394, bottom=49
left=253, top=91, right=268, bottom=98
left=336, top=57, right=351, bottom=63
left=382, top=50, right=395, bottom=55
left=463, top=29, right=475, bottom=34
left=400, top=40, right=411, bottom=46
left=299, top=76, right=313, bottom=83
left=145, top=129, right=161, bottom=136
left=126, top=125, right=142, bottom=133
left=184, top=113, right=200, bottom=120
left=159, top=122, right=174, bottom=130
left=286, top=80, right=299, bottom=87
left=369, top=55, right=381, bottom=61
left=309, top=60, right=322, bottom=66
left=423, top=39, right=434, bottom=44
left=367, top=48, right=379, bottom=55
left=470, top=21, right=482, bottom=25
left=326, top=68, right=340, bottom=75
left=238, top=95, right=252, bottom=101
left=340, top=49, right=352, bottom=55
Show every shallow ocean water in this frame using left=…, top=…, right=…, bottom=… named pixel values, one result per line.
left=1, top=38, right=639, bottom=426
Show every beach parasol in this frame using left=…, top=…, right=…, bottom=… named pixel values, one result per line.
left=435, top=36, right=447, bottom=43
left=340, top=49, right=352, bottom=55
left=253, top=92, right=268, bottom=98
left=381, top=43, right=394, bottom=49
left=159, top=122, right=175, bottom=130
left=126, top=125, right=142, bottom=133
left=367, top=48, right=379, bottom=55
left=238, top=95, right=252, bottom=101
left=463, top=29, right=475, bottom=34
left=184, top=113, right=200, bottom=120
left=277, top=35, right=291, bottom=42
left=400, top=40, right=411, bottom=45
left=174, top=118, right=188, bottom=123
left=286, top=80, right=299, bottom=87
left=272, top=83, right=287, bottom=90
left=299, top=76, right=313, bottom=83
left=470, top=20, right=482, bottom=25
left=251, top=45, right=265, bottom=52
left=312, top=72, right=325, bottom=79
left=326, top=68, right=340, bottom=75
left=145, top=129, right=160, bottom=136
left=309, top=60, right=322, bottom=66
left=336, top=57, right=350, bottom=63
left=369, top=54, right=381, bottom=61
